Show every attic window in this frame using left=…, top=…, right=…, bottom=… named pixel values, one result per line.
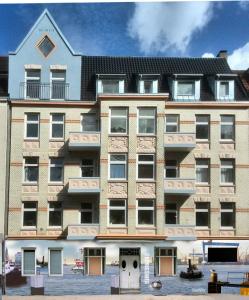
left=38, top=36, right=55, bottom=57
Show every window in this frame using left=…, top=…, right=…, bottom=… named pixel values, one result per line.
left=216, top=80, right=234, bottom=100
left=98, top=79, right=124, bottom=94
left=137, top=154, right=155, bottom=180
left=139, top=79, right=158, bottom=94
left=49, top=249, right=63, bottom=276
left=165, top=115, right=179, bottom=132
left=220, top=82, right=229, bottom=98
left=220, top=159, right=235, bottom=185
left=81, top=159, right=98, bottom=177
left=25, top=113, right=39, bottom=139
left=23, top=202, right=37, bottom=227
left=138, top=108, right=156, bottom=134
left=51, top=70, right=66, bottom=100
left=108, top=199, right=126, bottom=226
left=165, top=160, right=179, bottom=178
left=165, top=203, right=178, bottom=224
left=109, top=154, right=127, bottom=179
left=80, top=202, right=93, bottom=224
left=196, top=159, right=210, bottom=184
left=50, top=114, right=64, bottom=139
left=84, top=248, right=105, bottom=275
left=48, top=202, right=62, bottom=227
left=196, top=202, right=210, bottom=227
left=177, top=81, right=195, bottom=96
left=24, top=157, right=39, bottom=183
left=38, top=35, right=55, bottom=57
left=110, top=108, right=128, bottom=133
left=196, top=115, right=210, bottom=140
left=50, top=158, right=63, bottom=182
left=81, top=113, right=98, bottom=132
left=22, top=249, right=36, bottom=276
left=137, top=199, right=154, bottom=225
left=220, top=115, right=235, bottom=141
left=221, top=202, right=235, bottom=228
left=25, top=69, right=40, bottom=99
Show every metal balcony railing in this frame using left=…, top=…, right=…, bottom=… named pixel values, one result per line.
left=19, top=82, right=69, bottom=100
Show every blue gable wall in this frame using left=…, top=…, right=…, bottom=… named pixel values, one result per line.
left=9, top=10, right=82, bottom=100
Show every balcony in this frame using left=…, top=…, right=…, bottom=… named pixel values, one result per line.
left=67, top=224, right=100, bottom=240
left=68, top=132, right=101, bottom=151
left=164, top=132, right=196, bottom=151
left=165, top=225, right=196, bottom=241
left=68, top=177, right=100, bottom=194
left=164, top=178, right=196, bottom=195
left=19, top=82, right=69, bottom=100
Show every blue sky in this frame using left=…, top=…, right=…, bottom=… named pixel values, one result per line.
left=1, top=2, right=249, bottom=69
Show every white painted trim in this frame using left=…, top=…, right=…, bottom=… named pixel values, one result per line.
left=48, top=248, right=63, bottom=276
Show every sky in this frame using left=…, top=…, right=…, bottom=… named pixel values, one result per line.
left=1, top=1, right=249, bottom=69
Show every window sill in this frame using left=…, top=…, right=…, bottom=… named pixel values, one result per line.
left=48, top=182, right=64, bottom=186
left=137, top=134, right=156, bottom=137
left=195, top=183, right=210, bottom=186
left=196, top=140, right=209, bottom=143
left=49, top=139, right=65, bottom=142
left=47, top=227, right=62, bottom=230
left=219, top=140, right=235, bottom=144
left=109, top=133, right=128, bottom=136
left=24, top=138, right=39, bottom=142
left=136, top=226, right=156, bottom=229
left=22, top=182, right=38, bottom=186
left=136, top=179, right=156, bottom=182
left=220, top=227, right=235, bottom=230
left=195, top=226, right=210, bottom=230
left=21, top=227, right=37, bottom=231
left=108, top=179, right=128, bottom=183
left=220, top=184, right=235, bottom=187
left=107, top=226, right=127, bottom=229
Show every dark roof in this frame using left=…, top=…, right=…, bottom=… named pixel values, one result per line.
left=81, top=55, right=244, bottom=101
left=0, top=56, right=8, bottom=97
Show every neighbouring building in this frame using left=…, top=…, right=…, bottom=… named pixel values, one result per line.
left=3, top=9, right=249, bottom=294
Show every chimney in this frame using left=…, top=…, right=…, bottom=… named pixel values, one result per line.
left=217, top=50, right=228, bottom=59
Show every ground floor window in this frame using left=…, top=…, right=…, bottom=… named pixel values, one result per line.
left=154, top=247, right=177, bottom=276
left=49, top=248, right=63, bottom=276
left=83, top=248, right=105, bottom=276
left=22, top=248, right=36, bottom=276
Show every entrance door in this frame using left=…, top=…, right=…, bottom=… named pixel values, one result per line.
left=120, top=255, right=140, bottom=289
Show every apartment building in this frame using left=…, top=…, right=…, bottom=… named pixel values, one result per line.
left=3, top=9, right=249, bottom=293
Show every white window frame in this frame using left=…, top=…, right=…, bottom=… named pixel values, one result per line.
left=195, top=159, right=210, bottom=184
left=23, top=157, right=39, bottom=184
left=109, top=154, right=127, bottom=180
left=195, top=115, right=210, bottom=141
left=195, top=202, right=210, bottom=229
left=25, top=113, right=40, bottom=140
left=137, top=154, right=155, bottom=180
left=136, top=199, right=155, bottom=227
left=79, top=202, right=94, bottom=224
left=22, top=248, right=36, bottom=276
left=108, top=199, right=126, bottom=227
left=220, top=202, right=235, bottom=229
left=139, top=79, right=158, bottom=94
left=174, top=79, right=200, bottom=101
left=49, top=157, right=64, bottom=183
left=25, top=69, right=41, bottom=99
left=109, top=107, right=128, bottom=134
left=216, top=80, right=234, bottom=101
left=50, top=70, right=66, bottom=100
left=165, top=114, right=179, bottom=133
left=22, top=202, right=37, bottom=229
left=165, top=203, right=178, bottom=225
left=80, top=158, right=98, bottom=178
left=220, top=115, right=235, bottom=142
left=97, top=79, right=124, bottom=94
left=137, top=107, right=156, bottom=135
left=220, top=159, right=235, bottom=185
left=48, top=248, right=63, bottom=276
left=165, top=160, right=179, bottom=178
left=48, top=202, right=62, bottom=228
left=50, top=113, right=65, bottom=140
left=81, top=113, right=99, bottom=132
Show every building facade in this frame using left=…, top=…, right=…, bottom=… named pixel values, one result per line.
left=3, top=9, right=249, bottom=294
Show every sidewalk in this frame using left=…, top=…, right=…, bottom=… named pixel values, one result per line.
left=2, top=295, right=248, bottom=300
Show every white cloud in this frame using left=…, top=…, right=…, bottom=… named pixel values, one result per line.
left=127, top=2, right=214, bottom=55
left=202, top=52, right=215, bottom=58
left=228, top=42, right=249, bottom=70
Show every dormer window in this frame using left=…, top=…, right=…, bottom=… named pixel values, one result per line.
left=177, top=81, right=195, bottom=97
left=216, top=80, right=234, bottom=100
left=97, top=76, right=125, bottom=94
left=173, top=76, right=201, bottom=101
left=138, top=75, right=159, bottom=94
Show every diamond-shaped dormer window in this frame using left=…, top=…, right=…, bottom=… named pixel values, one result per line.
left=38, top=35, right=55, bottom=57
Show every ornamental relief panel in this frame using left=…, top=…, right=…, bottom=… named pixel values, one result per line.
left=195, top=143, right=209, bottom=150
left=49, top=141, right=65, bottom=150
left=70, top=132, right=100, bottom=144
left=219, top=230, right=235, bottom=237
left=108, top=136, right=128, bottom=152
left=137, top=136, right=156, bottom=153
left=165, top=180, right=195, bottom=190
left=196, top=186, right=210, bottom=194
left=220, top=143, right=235, bottom=151
left=69, top=178, right=99, bottom=190
left=48, top=185, right=64, bottom=194
left=23, top=141, right=40, bottom=150
left=22, top=185, right=39, bottom=193
left=136, top=182, right=156, bottom=198
left=165, top=133, right=195, bottom=145
left=68, top=225, right=99, bottom=237
left=20, top=231, right=37, bottom=237
left=220, top=186, right=235, bottom=194
left=165, top=226, right=196, bottom=237
left=219, top=152, right=236, bottom=159
left=108, top=182, right=127, bottom=198
left=195, top=230, right=210, bottom=237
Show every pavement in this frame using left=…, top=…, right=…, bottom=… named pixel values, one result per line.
left=2, top=295, right=249, bottom=300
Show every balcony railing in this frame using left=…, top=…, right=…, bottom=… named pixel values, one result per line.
left=68, top=177, right=100, bottom=194
left=19, top=82, right=69, bottom=100
left=67, top=224, right=100, bottom=240
left=164, top=132, right=196, bottom=151
left=164, top=178, right=196, bottom=195
left=165, top=224, right=196, bottom=240
left=68, top=132, right=101, bottom=150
